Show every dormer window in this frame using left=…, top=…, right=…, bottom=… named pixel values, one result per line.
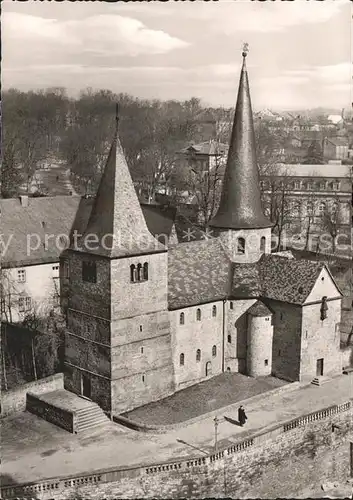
left=237, top=237, right=245, bottom=255
left=82, top=261, right=97, bottom=283
left=320, top=296, right=328, bottom=321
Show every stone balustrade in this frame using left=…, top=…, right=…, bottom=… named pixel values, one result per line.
left=2, top=398, right=353, bottom=499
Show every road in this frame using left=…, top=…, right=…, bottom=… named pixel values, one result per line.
left=2, top=373, right=352, bottom=486
left=24, top=160, right=78, bottom=196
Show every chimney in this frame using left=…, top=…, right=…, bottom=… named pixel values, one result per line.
left=20, top=195, right=29, bottom=207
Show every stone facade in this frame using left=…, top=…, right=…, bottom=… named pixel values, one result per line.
left=1, top=263, right=60, bottom=323
left=301, top=299, right=342, bottom=382
left=170, top=302, right=223, bottom=390
left=64, top=249, right=174, bottom=414
left=247, top=313, right=273, bottom=377
left=265, top=300, right=302, bottom=382
left=225, top=299, right=257, bottom=373
left=219, top=228, right=272, bottom=263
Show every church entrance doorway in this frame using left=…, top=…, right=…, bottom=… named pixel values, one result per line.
left=81, top=373, right=92, bottom=399
left=206, top=361, right=212, bottom=377
left=316, top=358, right=324, bottom=377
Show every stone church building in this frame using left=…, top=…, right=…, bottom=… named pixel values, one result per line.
left=62, top=52, right=342, bottom=416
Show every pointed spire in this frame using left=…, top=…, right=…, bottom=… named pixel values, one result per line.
left=209, top=45, right=271, bottom=230
left=78, top=105, right=165, bottom=258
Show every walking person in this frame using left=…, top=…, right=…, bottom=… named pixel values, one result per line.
left=238, top=405, right=247, bottom=427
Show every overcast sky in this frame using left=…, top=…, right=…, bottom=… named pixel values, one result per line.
left=2, top=0, right=352, bottom=110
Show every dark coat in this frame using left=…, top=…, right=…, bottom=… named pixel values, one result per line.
left=238, top=407, right=247, bottom=425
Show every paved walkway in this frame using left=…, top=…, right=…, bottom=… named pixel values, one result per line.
left=27, top=160, right=79, bottom=196
left=123, top=373, right=287, bottom=425
left=2, top=374, right=352, bottom=486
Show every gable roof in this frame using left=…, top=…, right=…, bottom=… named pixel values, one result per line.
left=0, top=195, right=84, bottom=268
left=326, top=137, right=349, bottom=147
left=0, top=196, right=175, bottom=268
left=258, top=254, right=324, bottom=305
left=178, top=141, right=228, bottom=156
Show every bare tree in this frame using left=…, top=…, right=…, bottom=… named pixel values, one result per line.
left=320, top=197, right=346, bottom=255
left=260, top=166, right=293, bottom=251
left=187, top=144, right=226, bottom=227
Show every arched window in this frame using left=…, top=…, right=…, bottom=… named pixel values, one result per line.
left=318, top=202, right=326, bottom=214
left=130, top=264, right=136, bottom=282
left=212, top=345, right=217, bottom=357
left=260, top=236, right=266, bottom=253
left=143, top=262, right=148, bottom=280
left=137, top=263, right=142, bottom=281
left=212, top=305, right=217, bottom=317
left=227, top=334, right=232, bottom=344
left=179, top=312, right=185, bottom=325
left=237, top=237, right=245, bottom=254
left=143, top=262, right=148, bottom=281
left=306, top=201, right=314, bottom=215
left=230, top=302, right=233, bottom=310
left=180, top=353, right=185, bottom=366
left=196, top=349, right=201, bottom=362
left=196, top=308, right=201, bottom=321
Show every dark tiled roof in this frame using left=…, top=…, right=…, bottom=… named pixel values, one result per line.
left=231, top=263, right=261, bottom=298
left=168, top=238, right=232, bottom=309
left=247, top=301, right=272, bottom=317
left=141, top=204, right=176, bottom=244
left=258, top=254, right=323, bottom=305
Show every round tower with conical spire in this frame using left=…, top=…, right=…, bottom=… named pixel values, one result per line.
left=209, top=45, right=272, bottom=263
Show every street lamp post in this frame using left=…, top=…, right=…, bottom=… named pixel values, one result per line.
left=214, top=416, right=219, bottom=453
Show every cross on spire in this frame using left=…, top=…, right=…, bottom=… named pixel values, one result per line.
left=242, top=43, right=249, bottom=58
left=115, top=103, right=119, bottom=129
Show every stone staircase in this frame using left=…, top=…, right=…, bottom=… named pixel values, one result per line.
left=311, top=376, right=331, bottom=386
left=75, top=402, right=110, bottom=434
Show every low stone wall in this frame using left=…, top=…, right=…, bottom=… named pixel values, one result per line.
left=2, top=399, right=352, bottom=500
left=26, top=393, right=75, bottom=433
left=1, top=373, right=64, bottom=417
left=116, top=380, right=301, bottom=433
